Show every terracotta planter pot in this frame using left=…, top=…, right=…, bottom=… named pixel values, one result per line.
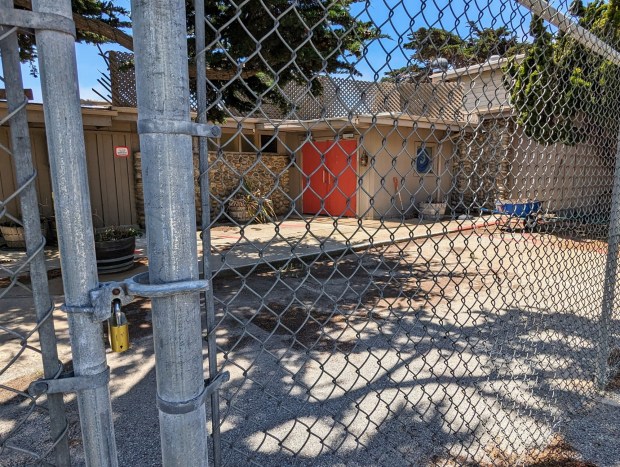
left=1, top=222, right=52, bottom=249
left=228, top=203, right=253, bottom=223
left=228, top=198, right=275, bottom=223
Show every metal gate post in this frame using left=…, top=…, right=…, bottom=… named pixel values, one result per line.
left=194, top=0, right=223, bottom=464
left=32, top=0, right=118, bottom=464
left=596, top=130, right=620, bottom=389
left=131, top=0, right=210, bottom=464
left=0, top=7, right=70, bottom=464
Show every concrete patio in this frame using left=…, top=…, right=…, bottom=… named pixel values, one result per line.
left=0, top=215, right=495, bottom=387
left=0, top=216, right=497, bottom=280
left=1, top=218, right=618, bottom=466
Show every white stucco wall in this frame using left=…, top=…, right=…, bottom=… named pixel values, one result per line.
left=285, top=125, right=455, bottom=220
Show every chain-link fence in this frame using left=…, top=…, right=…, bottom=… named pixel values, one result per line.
left=0, top=8, right=70, bottom=464
left=192, top=0, right=620, bottom=464
left=1, top=1, right=117, bottom=465
left=2, top=0, right=620, bottom=465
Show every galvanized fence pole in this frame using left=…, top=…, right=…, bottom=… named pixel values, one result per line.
left=516, top=0, right=620, bottom=64
left=596, top=130, right=620, bottom=388
left=0, top=7, right=71, bottom=464
left=77, top=0, right=620, bottom=460
left=33, top=0, right=118, bottom=464
left=131, top=0, right=210, bottom=464
left=194, top=0, right=223, bottom=464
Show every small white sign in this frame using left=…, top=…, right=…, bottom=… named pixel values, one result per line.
left=114, top=146, right=130, bottom=158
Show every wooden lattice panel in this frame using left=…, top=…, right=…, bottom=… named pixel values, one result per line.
left=109, top=51, right=137, bottom=108
left=398, top=82, right=465, bottom=121
left=109, top=53, right=464, bottom=122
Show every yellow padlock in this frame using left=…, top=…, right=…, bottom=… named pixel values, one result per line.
left=109, top=300, right=129, bottom=353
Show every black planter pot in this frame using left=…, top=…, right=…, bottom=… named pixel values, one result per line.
left=95, top=236, right=136, bottom=274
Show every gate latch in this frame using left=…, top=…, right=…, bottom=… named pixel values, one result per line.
left=61, top=275, right=209, bottom=321
left=61, top=281, right=134, bottom=322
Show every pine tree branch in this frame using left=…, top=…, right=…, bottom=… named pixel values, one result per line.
left=13, top=0, right=254, bottom=81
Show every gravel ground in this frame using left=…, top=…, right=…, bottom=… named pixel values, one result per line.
left=1, top=226, right=619, bottom=466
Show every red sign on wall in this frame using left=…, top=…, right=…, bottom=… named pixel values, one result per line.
left=114, top=146, right=130, bottom=158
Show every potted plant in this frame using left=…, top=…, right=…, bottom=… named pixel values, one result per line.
left=419, top=195, right=448, bottom=220
left=0, top=220, right=49, bottom=249
left=227, top=179, right=276, bottom=223
left=227, top=196, right=253, bottom=223
left=0, top=221, right=26, bottom=249
left=94, top=226, right=141, bottom=274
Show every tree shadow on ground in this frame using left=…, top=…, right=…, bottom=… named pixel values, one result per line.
left=1, top=235, right=618, bottom=466
left=203, top=244, right=619, bottom=466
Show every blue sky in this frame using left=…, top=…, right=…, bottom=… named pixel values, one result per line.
left=348, top=0, right=533, bottom=80
left=15, top=0, right=538, bottom=102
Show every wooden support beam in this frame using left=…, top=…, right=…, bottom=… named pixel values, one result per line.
left=0, top=88, right=33, bottom=100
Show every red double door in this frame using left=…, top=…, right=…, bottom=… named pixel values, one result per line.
left=302, top=139, right=357, bottom=217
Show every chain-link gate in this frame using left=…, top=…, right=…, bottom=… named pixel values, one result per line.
left=0, top=6, right=71, bottom=465
left=190, top=0, right=620, bottom=464
left=1, top=1, right=117, bottom=465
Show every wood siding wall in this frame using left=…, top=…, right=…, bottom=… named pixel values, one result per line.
left=0, top=128, right=54, bottom=219
left=84, top=131, right=138, bottom=227
left=0, top=127, right=139, bottom=228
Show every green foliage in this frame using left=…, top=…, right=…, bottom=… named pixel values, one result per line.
left=228, top=178, right=276, bottom=223
left=94, top=226, right=141, bottom=242
left=405, top=27, right=470, bottom=68
left=386, top=22, right=528, bottom=82
left=186, top=0, right=382, bottom=119
left=507, top=1, right=620, bottom=145
left=17, top=1, right=379, bottom=118
left=504, top=16, right=577, bottom=144
left=72, top=0, right=131, bottom=40
left=18, top=0, right=130, bottom=76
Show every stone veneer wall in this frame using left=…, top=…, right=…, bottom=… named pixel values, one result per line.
left=450, top=116, right=515, bottom=212
left=194, top=150, right=291, bottom=225
left=134, top=142, right=291, bottom=227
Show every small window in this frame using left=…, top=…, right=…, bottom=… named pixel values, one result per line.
left=260, top=134, right=278, bottom=153
left=416, top=145, right=433, bottom=173
left=240, top=135, right=255, bottom=152
left=207, top=138, right=219, bottom=151
left=221, top=135, right=238, bottom=152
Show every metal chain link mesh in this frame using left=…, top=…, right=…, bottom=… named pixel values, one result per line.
left=0, top=24, right=70, bottom=466
left=193, top=0, right=620, bottom=464
left=2, top=0, right=620, bottom=464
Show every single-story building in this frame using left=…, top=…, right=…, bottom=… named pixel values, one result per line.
left=1, top=76, right=465, bottom=226
left=0, top=104, right=140, bottom=228
left=0, top=103, right=293, bottom=227
left=431, top=55, right=614, bottom=215
left=1, top=54, right=612, bottom=229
